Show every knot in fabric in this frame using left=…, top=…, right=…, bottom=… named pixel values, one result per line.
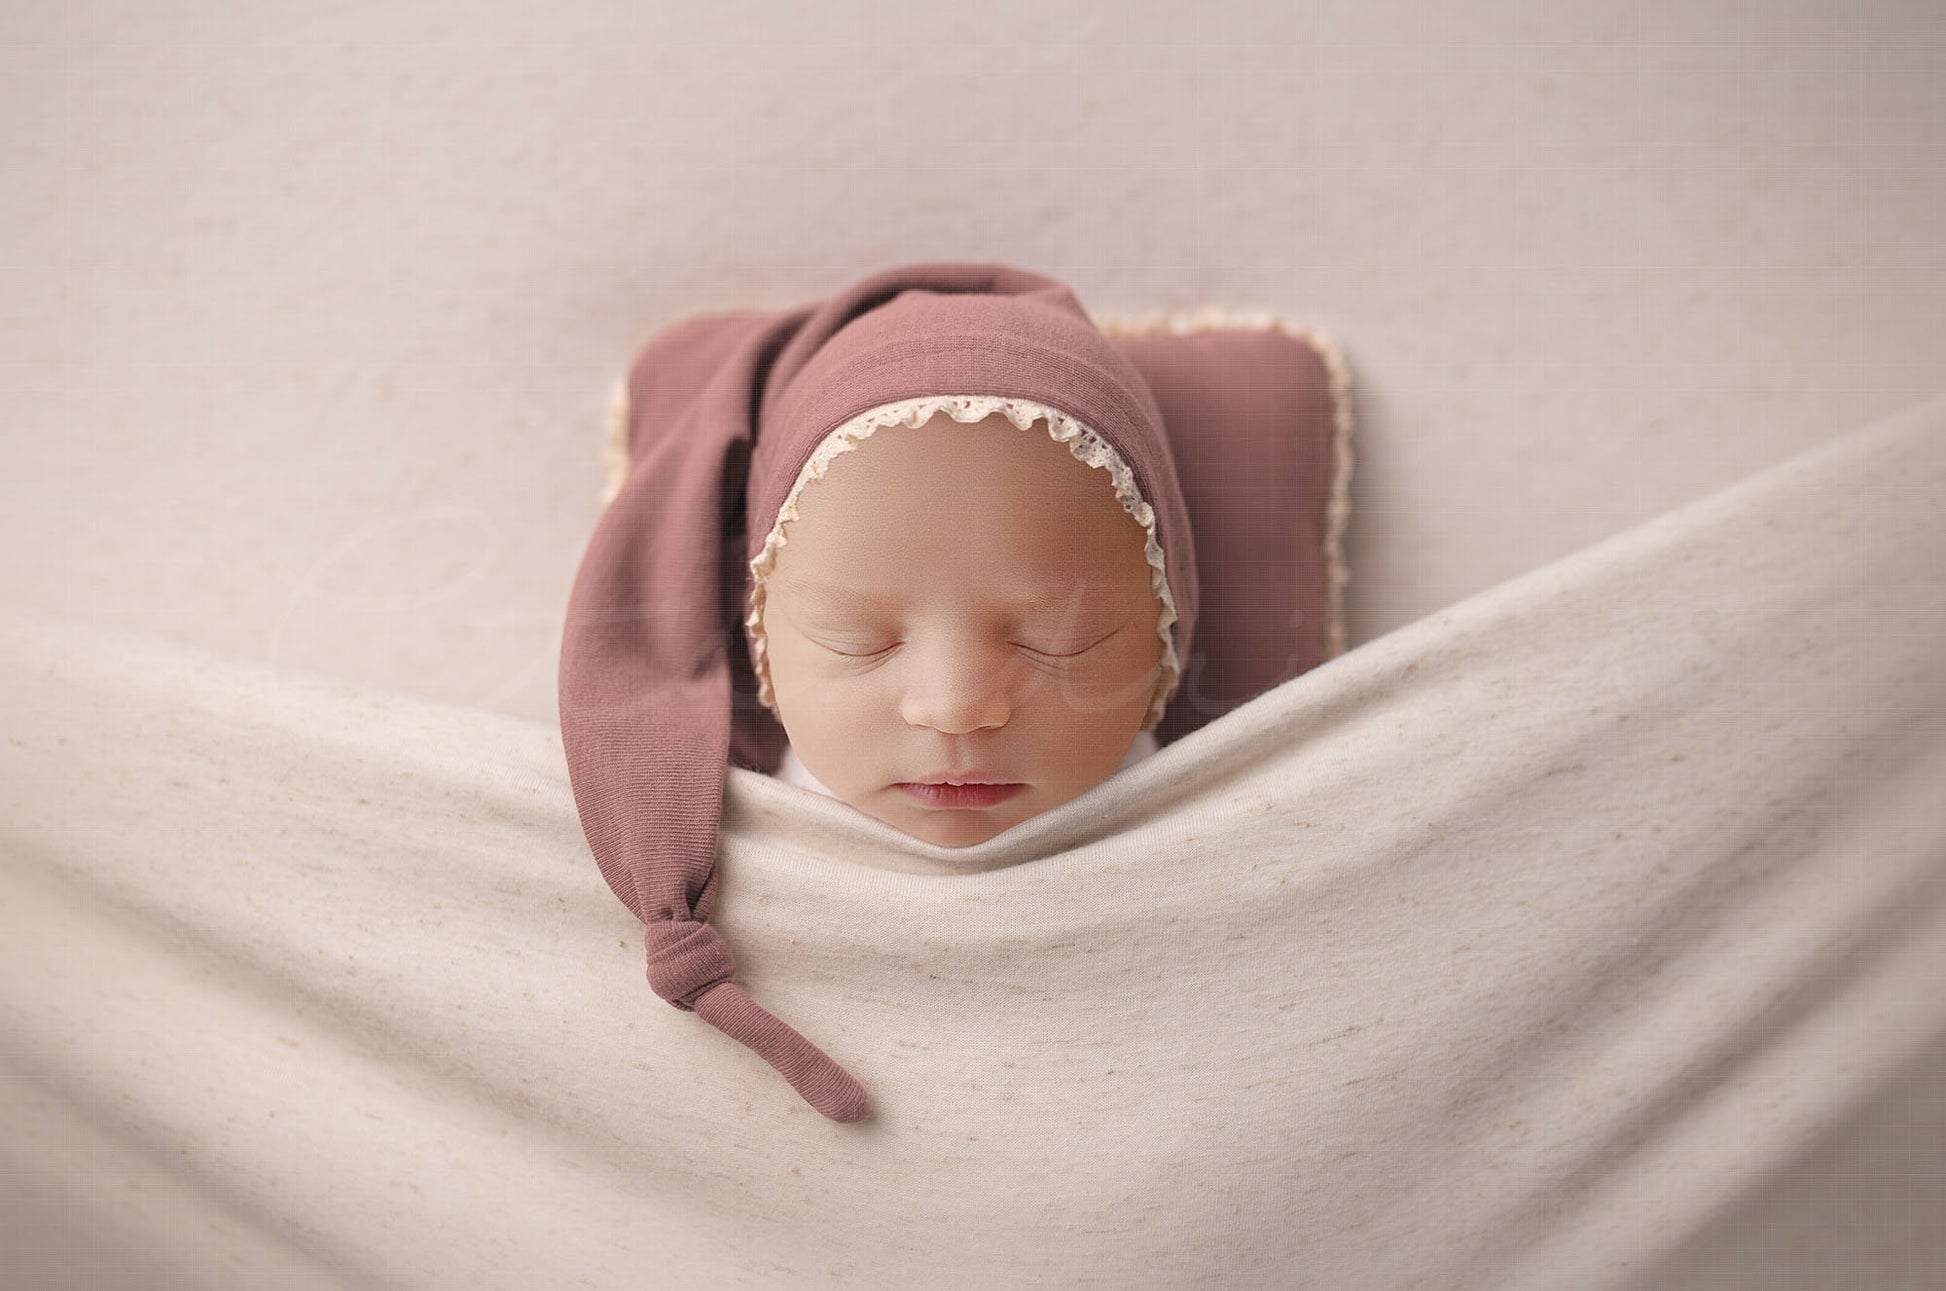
left=643, top=918, right=736, bottom=1011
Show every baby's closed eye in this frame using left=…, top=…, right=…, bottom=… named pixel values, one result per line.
left=1018, top=623, right=1124, bottom=657
left=812, top=623, right=1123, bottom=661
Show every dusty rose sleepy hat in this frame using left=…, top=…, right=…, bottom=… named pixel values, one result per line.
left=742, top=273, right=1202, bottom=735
left=558, top=263, right=1203, bottom=1122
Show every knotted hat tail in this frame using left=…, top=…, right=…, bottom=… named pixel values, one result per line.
left=559, top=298, right=874, bottom=1122
left=647, top=919, right=871, bottom=1122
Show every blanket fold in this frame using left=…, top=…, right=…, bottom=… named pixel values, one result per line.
left=3, top=396, right=1942, bottom=1289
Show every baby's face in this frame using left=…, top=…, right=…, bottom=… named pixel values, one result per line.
left=760, top=412, right=1164, bottom=848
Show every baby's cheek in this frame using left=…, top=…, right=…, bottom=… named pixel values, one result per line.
left=762, top=638, right=821, bottom=729
left=770, top=662, right=880, bottom=768
left=1037, top=652, right=1160, bottom=719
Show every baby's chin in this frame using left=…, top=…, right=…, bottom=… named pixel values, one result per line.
left=851, top=787, right=1045, bottom=849
left=893, top=812, right=1023, bottom=849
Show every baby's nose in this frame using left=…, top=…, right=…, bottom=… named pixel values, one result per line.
left=898, top=640, right=1019, bottom=735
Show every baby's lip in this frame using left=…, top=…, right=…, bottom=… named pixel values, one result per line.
left=903, top=771, right=1018, bottom=786
left=895, top=781, right=1026, bottom=810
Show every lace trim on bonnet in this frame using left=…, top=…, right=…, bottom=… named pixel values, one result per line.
left=743, top=395, right=1183, bottom=731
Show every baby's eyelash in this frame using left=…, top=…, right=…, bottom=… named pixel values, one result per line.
left=823, top=642, right=897, bottom=659
left=1030, top=624, right=1124, bottom=658
left=818, top=625, right=1122, bottom=662
left=1018, top=641, right=1089, bottom=659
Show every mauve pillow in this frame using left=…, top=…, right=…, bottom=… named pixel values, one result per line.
left=1093, top=309, right=1353, bottom=745
left=597, top=303, right=1353, bottom=751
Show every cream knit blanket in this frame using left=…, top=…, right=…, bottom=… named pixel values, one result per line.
left=3, top=397, right=1942, bottom=1289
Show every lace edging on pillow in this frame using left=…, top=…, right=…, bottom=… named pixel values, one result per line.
left=599, top=371, right=631, bottom=509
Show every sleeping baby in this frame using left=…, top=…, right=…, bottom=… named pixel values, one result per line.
left=559, top=262, right=1200, bottom=1120
left=749, top=404, right=1170, bottom=848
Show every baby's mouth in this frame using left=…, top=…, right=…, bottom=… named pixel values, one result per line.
left=893, top=781, right=1025, bottom=810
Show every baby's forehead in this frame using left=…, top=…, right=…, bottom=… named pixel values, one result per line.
left=830, top=411, right=1106, bottom=486
left=784, top=415, right=1131, bottom=525
left=760, top=410, right=1162, bottom=611
left=777, top=569, right=1137, bottom=613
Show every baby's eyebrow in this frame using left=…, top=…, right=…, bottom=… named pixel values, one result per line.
left=773, top=579, right=902, bottom=610
left=774, top=578, right=1116, bottom=617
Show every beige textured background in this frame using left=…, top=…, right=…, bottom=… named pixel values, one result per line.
left=1, top=0, right=1940, bottom=727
